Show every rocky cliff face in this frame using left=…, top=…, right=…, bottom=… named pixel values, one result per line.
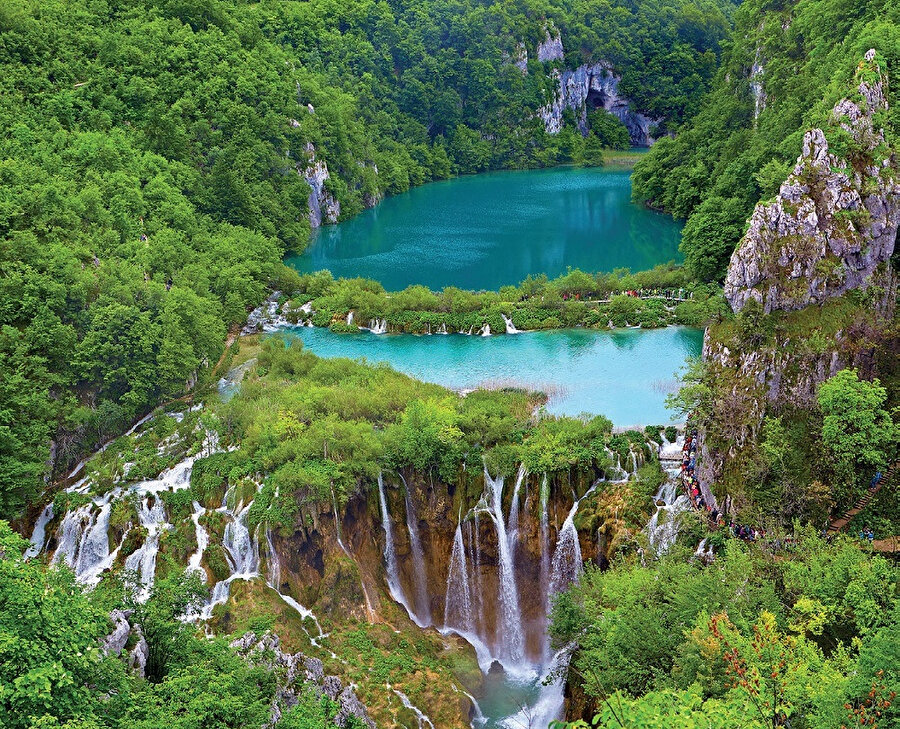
left=302, top=144, right=341, bottom=228
left=725, top=51, right=899, bottom=314
left=539, top=61, right=657, bottom=146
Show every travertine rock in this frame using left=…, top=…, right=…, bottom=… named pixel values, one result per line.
left=725, top=50, right=899, bottom=314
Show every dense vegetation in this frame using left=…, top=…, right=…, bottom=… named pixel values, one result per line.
left=551, top=532, right=899, bottom=729
left=632, top=0, right=900, bottom=281
left=282, top=266, right=727, bottom=334
left=0, top=0, right=737, bottom=518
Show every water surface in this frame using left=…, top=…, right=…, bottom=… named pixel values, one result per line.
left=279, top=326, right=702, bottom=426
left=286, top=167, right=682, bottom=291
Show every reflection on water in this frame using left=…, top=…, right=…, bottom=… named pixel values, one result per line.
left=276, top=326, right=703, bottom=426
left=285, top=167, right=682, bottom=291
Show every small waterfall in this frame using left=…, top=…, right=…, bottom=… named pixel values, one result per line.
left=368, top=318, right=388, bottom=334
left=443, top=515, right=473, bottom=633
left=330, top=489, right=376, bottom=622
left=500, top=313, right=519, bottom=334
left=187, top=502, right=208, bottom=577
left=437, top=323, right=448, bottom=334
left=124, top=496, right=169, bottom=601
left=548, top=498, right=585, bottom=595
left=25, top=504, right=54, bottom=559
left=378, top=473, right=427, bottom=627
left=346, top=311, right=354, bottom=326
left=539, top=474, right=551, bottom=609
left=52, top=504, right=92, bottom=568
left=479, top=323, right=491, bottom=337
left=507, top=465, right=526, bottom=554
left=265, top=526, right=281, bottom=590
left=404, top=480, right=432, bottom=625
left=646, top=457, right=691, bottom=555
left=75, top=500, right=113, bottom=587
left=391, top=688, right=435, bottom=729
left=630, top=449, right=639, bottom=475
left=223, top=500, right=260, bottom=578
left=482, top=468, right=524, bottom=663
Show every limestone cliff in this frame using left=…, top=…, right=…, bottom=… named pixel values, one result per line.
left=725, top=50, right=899, bottom=314
left=696, top=51, right=898, bottom=496
left=301, top=143, right=341, bottom=228
left=526, top=26, right=656, bottom=146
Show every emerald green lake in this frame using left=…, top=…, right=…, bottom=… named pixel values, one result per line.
left=285, top=167, right=682, bottom=291
left=278, top=326, right=702, bottom=426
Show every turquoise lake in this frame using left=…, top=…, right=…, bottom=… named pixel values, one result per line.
left=279, top=326, right=702, bottom=426
left=285, top=166, right=683, bottom=291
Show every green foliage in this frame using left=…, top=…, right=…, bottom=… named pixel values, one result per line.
left=632, top=0, right=900, bottom=282
left=817, top=369, right=897, bottom=506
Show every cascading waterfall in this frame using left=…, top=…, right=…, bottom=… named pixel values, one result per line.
left=391, top=687, right=435, bottom=729
left=481, top=468, right=525, bottom=663
left=443, top=514, right=473, bottom=633
left=500, top=313, right=519, bottom=334
left=346, top=311, right=354, bottom=326
left=26, top=504, right=54, bottom=559
left=368, top=318, right=388, bottom=334
left=403, top=479, right=432, bottom=625
left=124, top=495, right=169, bottom=601
left=75, top=500, right=114, bottom=587
left=378, top=472, right=427, bottom=628
left=187, top=502, right=208, bottom=576
left=539, top=474, right=551, bottom=611
left=647, top=439, right=691, bottom=554
left=52, top=504, right=93, bottom=568
left=479, top=323, right=491, bottom=337
left=507, top=466, right=526, bottom=556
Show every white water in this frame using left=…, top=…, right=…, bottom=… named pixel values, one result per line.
left=500, top=314, right=519, bottom=334
left=538, top=474, right=551, bottom=616
left=392, top=687, right=435, bottom=729
left=187, top=502, right=208, bottom=576
left=646, top=460, right=691, bottom=555
left=75, top=500, right=114, bottom=587
left=25, top=504, right=54, bottom=559
left=124, top=496, right=169, bottom=601
left=367, top=318, right=388, bottom=334
left=404, top=479, right=432, bottom=625
left=378, top=472, right=428, bottom=628
left=507, top=466, right=526, bottom=557
left=443, top=515, right=474, bottom=633
left=482, top=468, right=525, bottom=663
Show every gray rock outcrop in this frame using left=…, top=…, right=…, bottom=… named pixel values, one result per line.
left=725, top=50, right=899, bottom=314
left=536, top=28, right=564, bottom=63
left=231, top=631, right=376, bottom=728
left=539, top=62, right=658, bottom=146
left=302, top=144, right=341, bottom=228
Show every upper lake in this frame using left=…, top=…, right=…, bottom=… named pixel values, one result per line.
left=285, top=166, right=683, bottom=291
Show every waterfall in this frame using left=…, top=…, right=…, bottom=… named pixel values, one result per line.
left=391, top=687, right=435, bottom=729
left=187, top=502, right=208, bottom=577
left=500, top=313, right=519, bottom=334
left=479, top=323, right=491, bottom=337
left=539, top=474, right=551, bottom=609
left=482, top=468, right=524, bottom=663
left=507, top=465, right=526, bottom=555
left=75, top=500, right=113, bottom=587
left=25, top=504, right=54, bottom=559
left=223, top=500, right=260, bottom=578
left=346, top=311, right=354, bottom=326
left=368, top=318, right=387, bottom=334
left=646, top=452, right=691, bottom=554
left=265, top=526, right=281, bottom=589
left=437, top=323, right=448, bottom=335
left=124, top=496, right=169, bottom=601
left=548, top=499, right=585, bottom=595
left=403, top=480, right=432, bottom=625
left=378, top=473, right=427, bottom=627
left=52, top=504, right=92, bottom=568
left=443, top=515, right=473, bottom=633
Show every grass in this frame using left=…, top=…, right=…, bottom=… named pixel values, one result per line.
left=603, top=149, right=649, bottom=168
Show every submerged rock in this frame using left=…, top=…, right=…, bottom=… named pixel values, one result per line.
left=725, top=50, right=899, bottom=314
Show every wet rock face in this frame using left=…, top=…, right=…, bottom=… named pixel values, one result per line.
left=231, top=631, right=376, bottom=728
left=539, top=62, right=657, bottom=146
left=725, top=50, right=899, bottom=314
